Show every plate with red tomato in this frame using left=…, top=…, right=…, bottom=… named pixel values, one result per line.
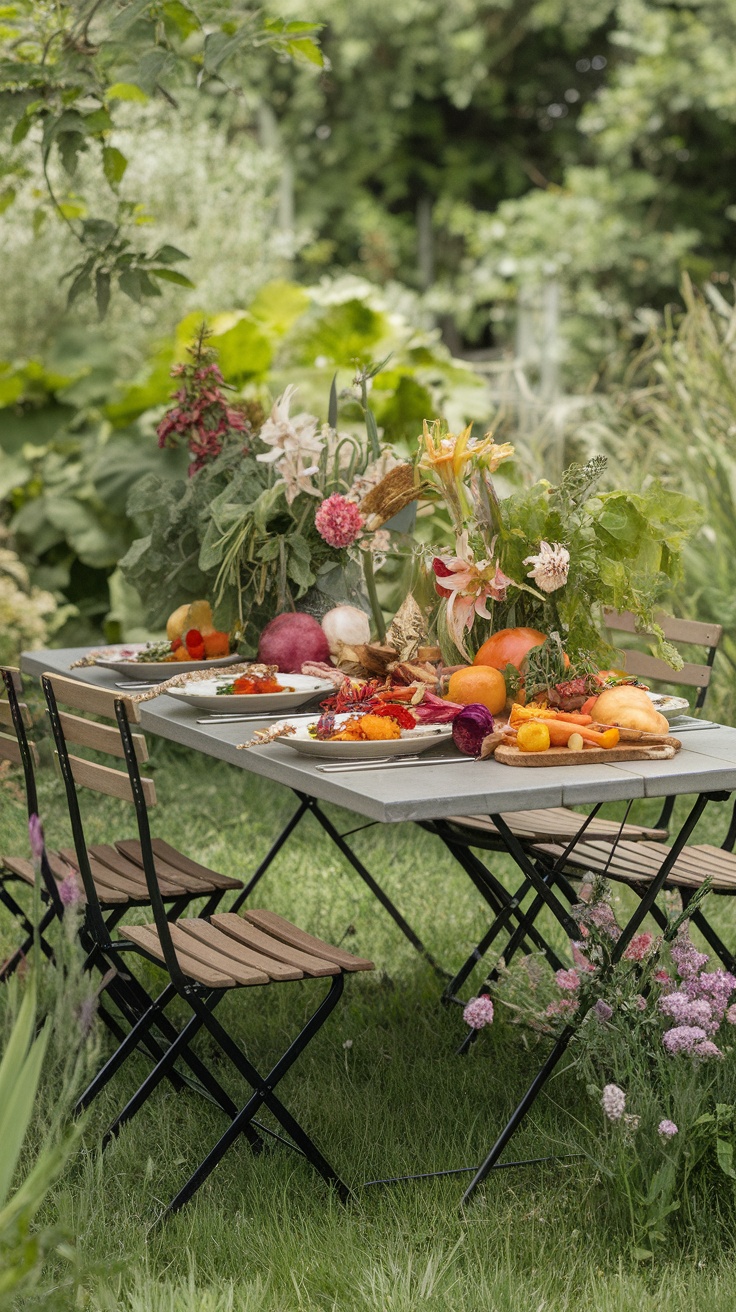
left=93, top=631, right=244, bottom=681
left=166, top=671, right=336, bottom=712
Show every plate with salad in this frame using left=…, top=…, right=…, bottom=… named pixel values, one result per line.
left=167, top=671, right=336, bottom=712
left=93, top=642, right=244, bottom=682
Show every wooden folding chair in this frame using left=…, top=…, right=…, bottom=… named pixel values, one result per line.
left=423, top=611, right=723, bottom=1001
left=43, top=677, right=373, bottom=1211
left=0, top=666, right=83, bottom=979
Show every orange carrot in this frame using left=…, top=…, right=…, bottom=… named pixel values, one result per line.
left=580, top=696, right=599, bottom=717
left=542, top=720, right=620, bottom=749
left=509, top=702, right=593, bottom=727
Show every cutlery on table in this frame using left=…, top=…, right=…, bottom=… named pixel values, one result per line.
left=317, top=755, right=476, bottom=773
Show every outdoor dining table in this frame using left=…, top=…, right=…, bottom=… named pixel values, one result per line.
left=20, top=646, right=736, bottom=1206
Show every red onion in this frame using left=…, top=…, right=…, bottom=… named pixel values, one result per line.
left=257, top=613, right=331, bottom=672
left=452, top=704, right=495, bottom=757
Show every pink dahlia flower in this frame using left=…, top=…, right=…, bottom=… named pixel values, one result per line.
left=315, top=494, right=364, bottom=549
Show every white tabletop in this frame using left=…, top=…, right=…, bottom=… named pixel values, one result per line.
left=21, top=648, right=736, bottom=825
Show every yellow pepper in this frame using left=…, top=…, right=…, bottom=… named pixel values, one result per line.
left=516, top=721, right=551, bottom=753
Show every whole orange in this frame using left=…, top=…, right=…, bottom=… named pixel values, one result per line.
left=447, top=665, right=507, bottom=715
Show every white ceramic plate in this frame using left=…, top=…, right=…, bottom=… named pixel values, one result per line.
left=93, top=645, right=243, bottom=682
left=646, top=691, right=690, bottom=721
left=270, top=713, right=453, bottom=760
left=167, top=672, right=336, bottom=713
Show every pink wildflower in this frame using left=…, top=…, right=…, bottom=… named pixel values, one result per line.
left=654, top=969, right=671, bottom=985
left=463, top=995, right=495, bottom=1029
left=555, top=968, right=581, bottom=992
left=634, top=995, right=647, bottom=1012
left=28, top=814, right=44, bottom=863
left=693, top=1039, right=723, bottom=1060
left=624, top=932, right=654, bottom=962
left=670, top=930, right=709, bottom=979
left=58, top=873, right=82, bottom=908
left=315, top=495, right=364, bottom=549
left=572, top=942, right=595, bottom=973
left=662, top=1024, right=707, bottom=1054
left=601, top=1084, right=626, bottom=1121
left=545, top=998, right=578, bottom=1018
left=659, top=991, right=712, bottom=1030
left=658, top=1119, right=678, bottom=1139
left=726, top=1004, right=736, bottom=1025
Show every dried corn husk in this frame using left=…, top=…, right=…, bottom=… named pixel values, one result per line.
left=360, top=464, right=422, bottom=530
left=385, top=593, right=426, bottom=661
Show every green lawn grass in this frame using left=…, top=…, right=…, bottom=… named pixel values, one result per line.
left=3, top=719, right=736, bottom=1311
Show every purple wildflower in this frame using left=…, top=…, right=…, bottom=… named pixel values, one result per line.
left=555, top=968, right=581, bottom=992
left=587, top=902, right=621, bottom=940
left=594, top=999, right=613, bottom=1022
left=602, top=1084, right=626, bottom=1121
left=662, top=1025, right=707, bottom=1054
left=28, top=814, right=44, bottom=863
left=58, top=873, right=82, bottom=908
left=693, top=1039, right=723, bottom=1061
left=670, top=931, right=709, bottom=979
left=634, top=994, right=647, bottom=1012
left=726, top=1004, right=736, bottom=1025
left=658, top=1119, right=678, bottom=1139
left=463, top=995, right=495, bottom=1029
left=659, top=991, right=712, bottom=1030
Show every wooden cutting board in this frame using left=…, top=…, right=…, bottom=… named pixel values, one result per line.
left=495, top=737, right=681, bottom=768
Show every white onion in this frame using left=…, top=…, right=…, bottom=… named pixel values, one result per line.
left=321, top=605, right=371, bottom=655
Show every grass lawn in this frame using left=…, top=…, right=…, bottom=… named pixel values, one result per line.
left=3, top=715, right=736, bottom=1311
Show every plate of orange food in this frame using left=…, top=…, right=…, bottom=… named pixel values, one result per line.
left=168, top=671, right=336, bottom=713
left=269, top=710, right=453, bottom=759
left=93, top=599, right=243, bottom=681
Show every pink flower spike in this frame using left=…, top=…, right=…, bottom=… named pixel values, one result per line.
left=463, top=995, right=495, bottom=1030
left=658, top=1119, right=678, bottom=1139
left=555, top=968, right=580, bottom=992
left=28, top=814, right=44, bottom=863
left=315, top=494, right=364, bottom=549
left=58, top=873, right=82, bottom=908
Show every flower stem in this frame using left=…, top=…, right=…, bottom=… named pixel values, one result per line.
left=362, top=549, right=386, bottom=642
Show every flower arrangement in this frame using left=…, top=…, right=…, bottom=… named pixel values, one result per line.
left=121, top=339, right=418, bottom=650
left=419, top=420, right=702, bottom=667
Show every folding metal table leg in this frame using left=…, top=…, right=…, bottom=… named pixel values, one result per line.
left=459, top=790, right=717, bottom=1209
left=302, top=794, right=449, bottom=977
left=230, top=798, right=311, bottom=911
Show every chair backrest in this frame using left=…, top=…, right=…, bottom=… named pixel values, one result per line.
left=0, top=667, right=41, bottom=817
left=114, top=697, right=186, bottom=989
left=603, top=610, right=722, bottom=711
left=41, top=672, right=154, bottom=946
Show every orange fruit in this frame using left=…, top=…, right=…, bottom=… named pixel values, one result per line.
left=447, top=665, right=507, bottom=715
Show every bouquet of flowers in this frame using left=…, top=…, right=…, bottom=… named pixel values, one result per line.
left=121, top=333, right=418, bottom=650
left=419, top=419, right=702, bottom=668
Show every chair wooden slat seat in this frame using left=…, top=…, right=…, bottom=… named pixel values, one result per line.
left=442, top=809, right=668, bottom=846
left=116, top=838, right=242, bottom=892
left=124, top=913, right=374, bottom=989
left=242, top=909, right=376, bottom=972
left=534, top=839, right=736, bottom=892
